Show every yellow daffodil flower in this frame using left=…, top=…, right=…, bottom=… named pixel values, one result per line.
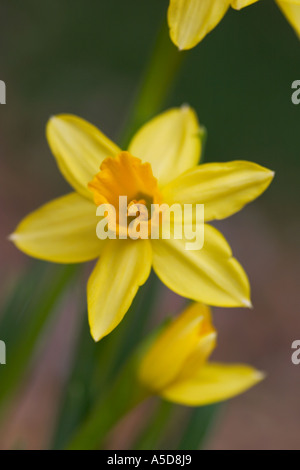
left=10, top=106, right=273, bottom=341
left=138, top=303, right=263, bottom=406
left=168, top=0, right=300, bottom=50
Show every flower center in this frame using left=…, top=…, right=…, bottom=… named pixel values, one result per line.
left=88, top=151, right=163, bottom=237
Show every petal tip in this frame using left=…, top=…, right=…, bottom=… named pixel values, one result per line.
left=242, top=298, right=253, bottom=308
left=180, top=103, right=191, bottom=112
left=178, top=42, right=193, bottom=51
left=90, top=325, right=102, bottom=343
left=207, top=331, right=217, bottom=342
left=48, top=115, right=59, bottom=124
left=264, top=169, right=275, bottom=183
left=8, top=232, right=17, bottom=242
left=47, top=114, right=68, bottom=129
left=46, top=115, right=61, bottom=133
left=255, top=370, right=266, bottom=383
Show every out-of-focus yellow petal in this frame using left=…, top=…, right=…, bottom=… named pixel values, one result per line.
left=180, top=332, right=217, bottom=377
left=152, top=224, right=251, bottom=307
left=138, top=303, right=210, bottom=391
left=231, top=0, right=259, bottom=10
left=183, top=302, right=213, bottom=329
left=46, top=115, right=121, bottom=199
left=87, top=239, right=152, bottom=342
left=128, top=106, right=202, bottom=186
left=173, top=304, right=217, bottom=378
left=161, top=161, right=274, bottom=222
left=10, top=193, right=102, bottom=263
left=276, top=0, right=300, bottom=37
left=162, top=363, right=264, bottom=406
left=168, top=0, right=230, bottom=50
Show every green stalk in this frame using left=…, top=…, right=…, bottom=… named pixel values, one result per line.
left=51, top=273, right=159, bottom=449
left=178, top=405, right=219, bottom=450
left=133, top=400, right=174, bottom=450
left=66, top=355, right=149, bottom=450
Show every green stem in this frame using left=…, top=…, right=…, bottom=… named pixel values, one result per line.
left=119, top=20, right=186, bottom=148
left=178, top=405, right=219, bottom=450
left=51, top=274, right=159, bottom=449
left=134, top=399, right=174, bottom=450
left=66, top=356, right=149, bottom=450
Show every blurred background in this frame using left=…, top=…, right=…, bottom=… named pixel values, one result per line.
left=0, top=0, right=300, bottom=450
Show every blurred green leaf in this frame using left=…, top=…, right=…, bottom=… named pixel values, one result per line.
left=133, top=399, right=174, bottom=450
left=0, top=262, right=47, bottom=344
left=66, top=351, right=149, bottom=450
left=178, top=404, right=219, bottom=450
left=119, top=21, right=185, bottom=148
left=51, top=314, right=99, bottom=449
left=51, top=272, right=160, bottom=449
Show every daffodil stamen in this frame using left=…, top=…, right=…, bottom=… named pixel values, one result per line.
left=88, top=151, right=163, bottom=238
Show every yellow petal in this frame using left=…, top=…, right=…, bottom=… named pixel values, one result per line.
left=46, top=115, right=121, bottom=199
left=183, top=302, right=213, bottom=329
left=152, top=224, right=251, bottom=307
left=87, top=239, right=152, bottom=341
left=276, top=0, right=300, bottom=37
left=138, top=303, right=210, bottom=392
left=128, top=106, right=202, bottom=186
left=168, top=0, right=230, bottom=50
left=10, top=193, right=102, bottom=263
left=231, top=0, right=259, bottom=9
left=161, top=161, right=274, bottom=222
left=161, top=363, right=264, bottom=406
left=180, top=331, right=217, bottom=378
